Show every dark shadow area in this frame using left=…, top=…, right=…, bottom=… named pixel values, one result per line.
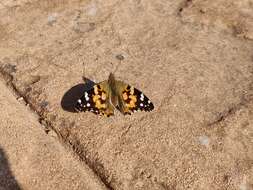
left=0, top=147, right=21, bottom=190
left=61, top=78, right=95, bottom=112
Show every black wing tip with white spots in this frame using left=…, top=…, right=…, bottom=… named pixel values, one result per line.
left=75, top=85, right=115, bottom=117
left=75, top=90, right=100, bottom=115
left=145, top=100, right=154, bottom=111
left=136, top=91, right=154, bottom=112
left=75, top=97, right=114, bottom=117
left=75, top=98, right=86, bottom=112
left=121, top=85, right=154, bottom=114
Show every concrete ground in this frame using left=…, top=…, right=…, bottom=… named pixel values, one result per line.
left=0, top=0, right=253, bottom=189
left=0, top=78, right=107, bottom=190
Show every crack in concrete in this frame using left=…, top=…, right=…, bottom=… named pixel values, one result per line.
left=207, top=91, right=253, bottom=127
left=207, top=106, right=236, bottom=127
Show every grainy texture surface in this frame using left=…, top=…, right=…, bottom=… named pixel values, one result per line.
left=0, top=0, right=253, bottom=189
left=0, top=78, right=107, bottom=190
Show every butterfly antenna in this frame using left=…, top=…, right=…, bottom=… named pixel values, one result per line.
left=112, top=56, right=122, bottom=75
left=82, top=61, right=88, bottom=82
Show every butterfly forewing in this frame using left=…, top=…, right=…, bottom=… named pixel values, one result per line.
left=75, top=82, right=114, bottom=117
left=116, top=81, right=154, bottom=115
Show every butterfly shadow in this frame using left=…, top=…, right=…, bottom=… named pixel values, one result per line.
left=61, top=77, right=95, bottom=113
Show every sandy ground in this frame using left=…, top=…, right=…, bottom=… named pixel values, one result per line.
left=0, top=0, right=253, bottom=189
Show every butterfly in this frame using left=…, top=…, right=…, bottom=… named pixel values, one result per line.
left=75, top=73, right=154, bottom=117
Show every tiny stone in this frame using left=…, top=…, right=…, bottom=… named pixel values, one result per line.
left=17, top=97, right=24, bottom=101
left=239, top=178, right=249, bottom=190
left=86, top=3, right=97, bottom=16
left=47, top=13, right=57, bottom=25
left=115, top=54, right=124, bottom=61
left=135, top=181, right=144, bottom=188
left=198, top=135, right=210, bottom=146
left=73, top=22, right=95, bottom=33
left=3, top=63, right=16, bottom=73
left=40, top=101, right=49, bottom=108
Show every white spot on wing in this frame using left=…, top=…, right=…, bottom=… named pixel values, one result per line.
left=140, top=103, right=144, bottom=107
left=87, top=103, right=90, bottom=107
left=85, top=96, right=89, bottom=101
left=77, top=99, right=81, bottom=104
left=148, top=100, right=151, bottom=104
left=140, top=93, right=144, bottom=101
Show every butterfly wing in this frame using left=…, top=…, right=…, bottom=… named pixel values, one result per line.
left=75, top=81, right=115, bottom=117
left=115, top=81, right=154, bottom=115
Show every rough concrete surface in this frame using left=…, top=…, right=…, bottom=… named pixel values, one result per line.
left=0, top=0, right=253, bottom=189
left=0, top=78, right=107, bottom=190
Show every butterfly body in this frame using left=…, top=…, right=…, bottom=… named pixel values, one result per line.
left=75, top=73, right=154, bottom=117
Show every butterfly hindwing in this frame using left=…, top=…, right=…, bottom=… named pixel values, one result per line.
left=75, top=82, right=114, bottom=117
left=116, top=82, right=154, bottom=115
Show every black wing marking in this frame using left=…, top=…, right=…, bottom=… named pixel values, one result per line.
left=75, top=85, right=101, bottom=115
left=75, top=84, right=114, bottom=117
left=120, top=84, right=154, bottom=114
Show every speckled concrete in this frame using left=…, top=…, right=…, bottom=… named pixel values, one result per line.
left=0, top=0, right=253, bottom=189
left=0, top=78, right=107, bottom=190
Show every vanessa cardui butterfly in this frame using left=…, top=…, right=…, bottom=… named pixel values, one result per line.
left=75, top=73, right=154, bottom=117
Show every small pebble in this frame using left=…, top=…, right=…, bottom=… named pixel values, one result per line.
left=17, top=97, right=23, bottom=101
left=73, top=22, right=95, bottom=33
left=239, top=183, right=247, bottom=190
left=40, top=101, right=49, bottom=109
left=239, top=177, right=249, bottom=190
left=86, top=3, right=97, bottom=16
left=47, top=13, right=58, bottom=25
left=115, top=54, right=124, bottom=61
left=198, top=135, right=209, bottom=146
